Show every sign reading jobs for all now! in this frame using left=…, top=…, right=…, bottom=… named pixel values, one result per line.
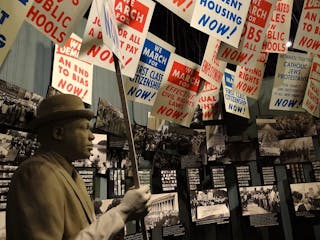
left=190, top=0, right=250, bottom=48
left=124, top=32, right=175, bottom=106
left=151, top=54, right=201, bottom=127
left=302, top=55, right=320, bottom=117
left=0, top=0, right=33, bottom=66
left=79, top=0, right=155, bottom=78
left=200, top=36, right=227, bottom=88
left=262, top=0, right=293, bottom=53
left=269, top=51, right=312, bottom=112
left=26, top=0, right=92, bottom=45
left=51, top=34, right=93, bottom=104
left=293, top=0, right=320, bottom=53
left=155, top=0, right=196, bottom=23
left=223, top=69, right=249, bottom=119
left=233, top=61, right=266, bottom=99
left=217, top=0, right=276, bottom=68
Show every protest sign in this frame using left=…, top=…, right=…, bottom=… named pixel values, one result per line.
left=302, top=55, right=320, bottom=117
left=234, top=61, right=266, bottom=99
left=190, top=0, right=250, bottom=48
left=269, top=51, right=312, bottom=112
left=293, top=0, right=320, bottom=53
left=79, top=0, right=155, bottom=78
left=151, top=54, right=201, bottom=127
left=198, top=80, right=220, bottom=121
left=262, top=0, right=293, bottom=53
left=217, top=0, right=276, bottom=68
left=222, top=69, right=250, bottom=119
left=124, top=32, right=175, bottom=106
left=51, top=33, right=93, bottom=104
left=0, top=0, right=33, bottom=66
left=26, top=0, right=92, bottom=45
left=200, top=36, right=227, bottom=88
left=155, top=0, right=196, bottom=23
left=97, top=0, right=123, bottom=65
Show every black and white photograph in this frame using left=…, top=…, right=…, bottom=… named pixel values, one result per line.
left=145, top=128, right=162, bottom=152
left=95, top=97, right=126, bottom=137
left=205, top=125, right=226, bottom=162
left=0, top=79, right=43, bottom=130
left=0, top=212, right=5, bottom=239
left=0, top=133, right=15, bottom=162
left=190, top=189, right=229, bottom=223
left=239, top=185, right=280, bottom=216
left=280, top=137, right=316, bottom=164
left=225, top=140, right=257, bottom=162
left=256, top=118, right=281, bottom=156
left=290, top=182, right=320, bottom=217
left=144, top=192, right=180, bottom=230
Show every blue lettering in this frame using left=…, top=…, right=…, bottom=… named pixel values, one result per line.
left=0, top=10, right=9, bottom=25
left=0, top=34, right=6, bottom=48
left=19, top=0, right=29, bottom=5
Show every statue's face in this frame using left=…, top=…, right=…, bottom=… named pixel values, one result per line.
left=61, top=118, right=95, bottom=160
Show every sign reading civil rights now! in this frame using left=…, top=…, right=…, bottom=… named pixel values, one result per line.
left=0, top=0, right=33, bottom=66
left=151, top=54, right=201, bottom=127
left=124, top=33, right=175, bottom=106
left=79, top=0, right=155, bottom=78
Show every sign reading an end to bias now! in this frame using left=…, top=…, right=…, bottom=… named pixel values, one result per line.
left=190, top=0, right=250, bottom=48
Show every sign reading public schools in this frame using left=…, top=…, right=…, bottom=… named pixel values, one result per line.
left=26, top=0, right=92, bottom=45
left=151, top=54, right=201, bottom=127
left=222, top=69, right=250, bottom=119
left=269, top=51, right=312, bottom=112
left=51, top=33, right=93, bottom=104
left=217, top=0, right=276, bottom=68
left=190, top=0, right=250, bottom=48
left=79, top=0, right=155, bottom=78
left=155, top=0, right=196, bottom=23
left=302, top=55, right=320, bottom=117
left=124, top=33, right=175, bottom=106
left=0, top=0, right=33, bottom=66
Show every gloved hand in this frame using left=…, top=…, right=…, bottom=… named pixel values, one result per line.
left=117, top=185, right=152, bottom=222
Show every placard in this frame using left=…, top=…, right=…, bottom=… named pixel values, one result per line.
left=211, top=166, right=226, bottom=188
left=236, top=165, right=251, bottom=187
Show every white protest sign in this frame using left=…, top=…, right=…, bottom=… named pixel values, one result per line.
left=302, top=55, right=320, bottom=117
left=269, top=51, right=312, bottom=112
left=234, top=61, right=266, bottom=99
left=155, top=0, right=196, bottom=23
left=222, top=69, right=250, bottom=119
left=96, top=0, right=123, bottom=65
left=51, top=33, right=93, bottom=104
left=0, top=0, right=33, bottom=66
left=26, top=0, right=92, bottom=45
left=200, top=36, right=227, bottom=88
left=198, top=80, right=220, bottom=121
left=262, top=0, right=293, bottom=53
left=151, top=54, right=201, bottom=127
left=190, top=0, right=250, bottom=48
left=293, top=0, right=320, bottom=53
left=124, top=32, right=175, bottom=106
left=217, top=0, right=276, bottom=68
left=79, top=0, right=155, bottom=78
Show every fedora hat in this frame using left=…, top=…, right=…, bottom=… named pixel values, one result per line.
left=29, top=94, right=94, bottom=129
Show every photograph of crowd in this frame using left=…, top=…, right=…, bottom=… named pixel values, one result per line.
left=0, top=79, right=43, bottom=130
left=290, top=182, right=320, bottom=216
left=95, top=98, right=126, bottom=137
left=225, top=140, right=257, bottom=162
left=256, top=118, right=280, bottom=156
left=279, top=137, right=316, bottom=163
left=239, top=185, right=280, bottom=216
left=206, top=125, right=226, bottom=162
left=190, top=189, right=229, bottom=223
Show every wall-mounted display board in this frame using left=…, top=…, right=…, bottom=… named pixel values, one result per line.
left=75, top=167, right=96, bottom=199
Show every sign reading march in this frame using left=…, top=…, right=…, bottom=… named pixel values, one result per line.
left=79, top=0, right=155, bottom=78
left=190, top=0, right=250, bottom=48
left=155, top=0, right=196, bottom=23
left=124, top=33, right=175, bottom=106
left=293, top=0, right=320, bottom=53
left=269, top=51, right=312, bottom=112
left=26, top=0, right=92, bottom=45
left=51, top=34, right=93, bottom=104
left=0, top=1, right=33, bottom=66
left=302, top=55, right=320, bottom=117
left=222, top=69, right=249, bottom=119
left=151, top=54, right=201, bottom=127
